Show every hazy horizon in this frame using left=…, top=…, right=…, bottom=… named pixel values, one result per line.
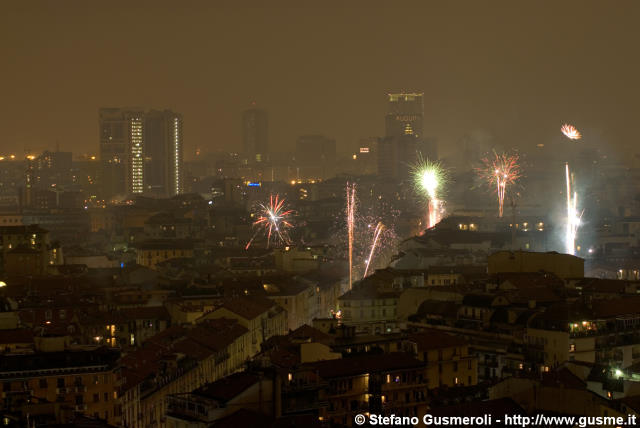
left=2, top=0, right=639, bottom=162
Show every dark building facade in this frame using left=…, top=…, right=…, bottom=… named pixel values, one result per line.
left=385, top=92, right=424, bottom=139
left=378, top=93, right=426, bottom=180
left=99, top=108, right=144, bottom=198
left=295, top=135, right=336, bottom=180
left=242, top=108, right=268, bottom=163
left=144, top=110, right=183, bottom=197
left=99, top=108, right=183, bottom=199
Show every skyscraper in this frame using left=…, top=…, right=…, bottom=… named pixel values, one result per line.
left=99, top=108, right=183, bottom=198
left=377, top=93, right=424, bottom=180
left=128, top=115, right=144, bottom=195
left=242, top=108, right=268, bottom=163
left=144, top=110, right=183, bottom=197
left=99, top=108, right=144, bottom=198
left=376, top=136, right=397, bottom=180
left=385, top=92, right=424, bottom=139
left=34, top=150, right=73, bottom=188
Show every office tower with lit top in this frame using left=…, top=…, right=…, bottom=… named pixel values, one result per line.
left=144, top=110, right=183, bottom=197
left=242, top=107, right=268, bottom=163
left=385, top=92, right=424, bottom=139
left=378, top=93, right=424, bottom=180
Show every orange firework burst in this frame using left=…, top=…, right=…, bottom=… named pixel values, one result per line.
left=245, top=194, right=294, bottom=249
left=477, top=152, right=521, bottom=217
left=561, top=124, right=582, bottom=140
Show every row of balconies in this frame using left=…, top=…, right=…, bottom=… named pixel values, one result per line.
left=481, top=360, right=500, bottom=369
left=326, top=397, right=425, bottom=416
left=1, top=389, right=33, bottom=398
left=340, top=300, right=397, bottom=307
left=283, top=380, right=328, bottom=392
left=0, top=365, right=112, bottom=379
left=282, top=400, right=330, bottom=414
left=327, top=401, right=372, bottom=414
left=379, top=381, right=429, bottom=391
left=55, top=386, right=87, bottom=394
left=568, top=323, right=640, bottom=338
left=213, top=353, right=230, bottom=365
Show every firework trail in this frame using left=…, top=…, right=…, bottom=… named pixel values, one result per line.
left=477, top=152, right=521, bottom=217
left=428, top=199, right=440, bottom=230
left=412, top=156, right=448, bottom=228
left=561, top=124, right=582, bottom=140
left=246, top=194, right=294, bottom=249
left=565, top=163, right=582, bottom=255
left=329, top=197, right=400, bottom=281
left=363, top=222, right=385, bottom=279
left=346, top=183, right=356, bottom=289
left=244, top=238, right=254, bottom=251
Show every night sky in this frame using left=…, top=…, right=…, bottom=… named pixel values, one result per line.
left=1, top=0, right=639, bottom=160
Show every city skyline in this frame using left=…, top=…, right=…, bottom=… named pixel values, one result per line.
left=3, top=2, right=640, bottom=425
left=2, top=0, right=640, bottom=162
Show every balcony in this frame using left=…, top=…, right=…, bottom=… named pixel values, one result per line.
left=283, top=401, right=329, bottom=414
left=326, top=402, right=372, bottom=416
left=482, top=359, right=500, bottom=368
left=380, top=382, right=429, bottom=394
left=327, top=387, right=363, bottom=397
left=284, top=380, right=328, bottom=392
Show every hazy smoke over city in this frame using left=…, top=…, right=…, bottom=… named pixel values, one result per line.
left=1, top=2, right=640, bottom=427
left=2, top=1, right=640, bottom=161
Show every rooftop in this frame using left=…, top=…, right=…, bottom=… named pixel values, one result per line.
left=219, top=295, right=277, bottom=320
left=409, top=329, right=468, bottom=351
left=496, top=271, right=564, bottom=289
left=0, top=347, right=120, bottom=378
left=132, top=239, right=194, bottom=250
left=302, top=352, right=424, bottom=379
left=195, top=372, right=262, bottom=402
left=0, top=224, right=48, bottom=235
left=0, top=328, right=34, bottom=345
left=462, top=293, right=501, bottom=307
left=541, top=367, right=586, bottom=389
left=430, top=397, right=525, bottom=418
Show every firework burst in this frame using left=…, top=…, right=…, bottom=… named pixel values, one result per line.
left=477, top=152, right=521, bottom=217
left=330, top=194, right=400, bottom=283
left=561, top=124, right=582, bottom=140
left=412, top=156, right=448, bottom=228
left=245, top=194, right=294, bottom=249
